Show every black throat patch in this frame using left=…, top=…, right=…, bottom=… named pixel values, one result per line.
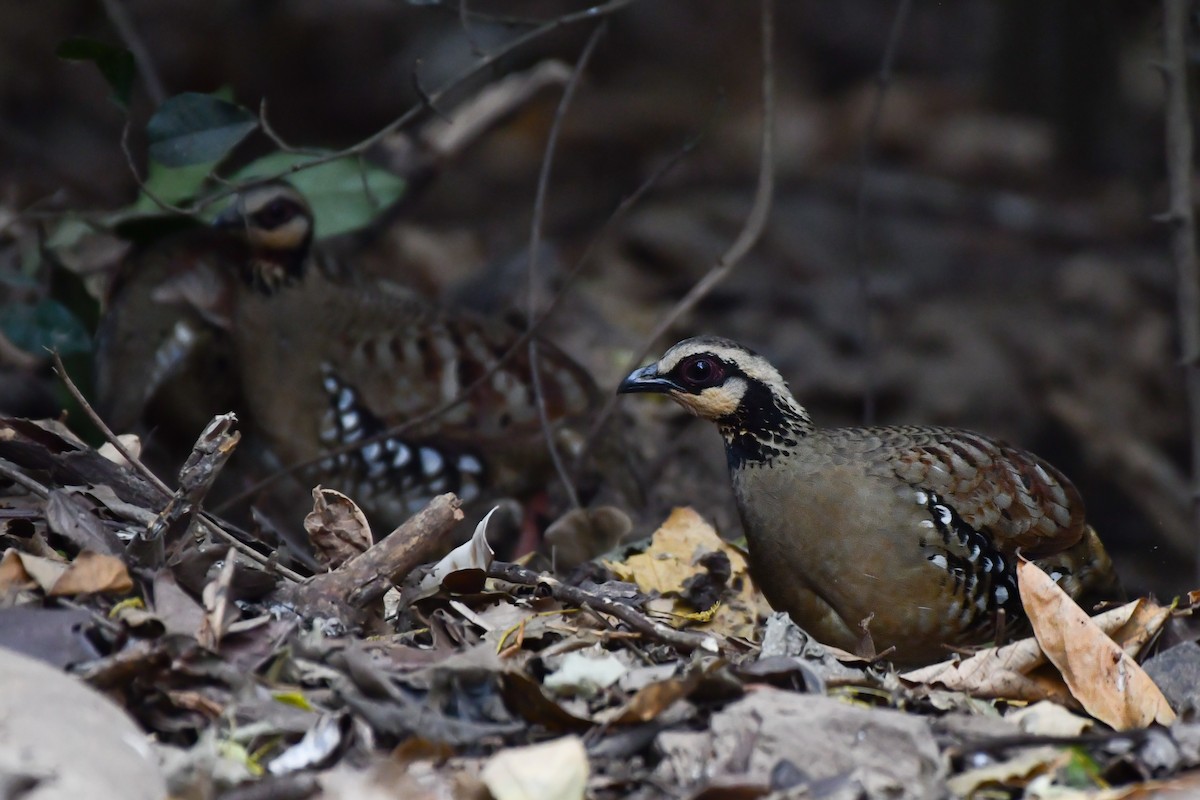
left=716, top=380, right=811, bottom=470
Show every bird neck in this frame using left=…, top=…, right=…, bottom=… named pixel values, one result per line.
left=241, top=241, right=310, bottom=296
left=716, top=381, right=813, bottom=469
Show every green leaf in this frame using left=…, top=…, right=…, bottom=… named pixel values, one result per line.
left=231, top=152, right=407, bottom=238
left=131, top=160, right=216, bottom=213
left=56, top=38, right=135, bottom=110
left=0, top=299, right=91, bottom=357
left=146, top=93, right=257, bottom=167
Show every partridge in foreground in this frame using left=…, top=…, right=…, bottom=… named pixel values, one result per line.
left=619, top=336, right=1120, bottom=665
left=213, top=182, right=598, bottom=527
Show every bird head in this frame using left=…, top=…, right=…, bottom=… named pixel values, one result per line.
left=618, top=336, right=793, bottom=422
left=214, top=182, right=313, bottom=292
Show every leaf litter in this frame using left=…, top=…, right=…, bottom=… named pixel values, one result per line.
left=1, top=414, right=1200, bottom=798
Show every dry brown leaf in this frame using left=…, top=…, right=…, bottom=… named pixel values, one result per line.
left=45, top=490, right=122, bottom=556
left=305, top=487, right=372, bottom=570
left=0, top=549, right=44, bottom=592
left=1109, top=598, right=1172, bottom=657
left=902, top=601, right=1142, bottom=704
left=49, top=551, right=134, bottom=596
left=1019, top=560, right=1176, bottom=730
left=197, top=548, right=238, bottom=650
left=0, top=548, right=72, bottom=594
left=605, top=507, right=769, bottom=639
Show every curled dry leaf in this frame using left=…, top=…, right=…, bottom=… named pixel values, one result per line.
left=304, top=487, right=372, bottom=570
left=1018, top=559, right=1176, bottom=730
left=197, top=548, right=239, bottom=650
left=902, top=600, right=1146, bottom=704
left=418, top=506, right=496, bottom=591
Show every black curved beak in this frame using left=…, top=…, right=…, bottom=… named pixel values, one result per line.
left=212, top=204, right=246, bottom=231
left=617, top=364, right=680, bottom=395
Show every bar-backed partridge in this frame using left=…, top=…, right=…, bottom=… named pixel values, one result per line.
left=619, top=336, right=1120, bottom=665
left=214, top=182, right=598, bottom=527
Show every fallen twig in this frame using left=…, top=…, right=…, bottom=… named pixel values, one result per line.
left=286, top=493, right=464, bottom=618
left=0, top=456, right=50, bottom=498
left=486, top=561, right=721, bottom=654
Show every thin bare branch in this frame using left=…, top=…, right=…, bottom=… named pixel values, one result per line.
left=100, top=0, right=166, bottom=105
left=49, top=352, right=302, bottom=581
left=51, top=350, right=171, bottom=497
left=120, top=121, right=192, bottom=217
left=586, top=0, right=776, bottom=449
left=526, top=23, right=607, bottom=511
left=852, top=0, right=912, bottom=426
left=1159, top=0, right=1200, bottom=579
left=487, top=561, right=720, bottom=654
left=132, top=0, right=638, bottom=217
left=257, top=99, right=324, bottom=156
left=0, top=456, right=50, bottom=498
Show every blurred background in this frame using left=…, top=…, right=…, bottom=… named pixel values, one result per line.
left=0, top=1, right=1186, bottom=596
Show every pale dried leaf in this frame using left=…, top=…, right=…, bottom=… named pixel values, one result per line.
left=544, top=648, right=629, bottom=696
left=305, top=487, right=372, bottom=570
left=0, top=647, right=165, bottom=799
left=419, top=505, right=496, bottom=590
left=1007, top=701, right=1094, bottom=736
left=97, top=433, right=142, bottom=464
left=1019, top=560, right=1176, bottom=730
left=946, top=746, right=1067, bottom=797
left=198, top=548, right=239, bottom=650
left=481, top=735, right=588, bottom=800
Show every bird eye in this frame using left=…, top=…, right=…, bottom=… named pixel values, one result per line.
left=256, top=198, right=297, bottom=229
left=679, top=355, right=723, bottom=387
